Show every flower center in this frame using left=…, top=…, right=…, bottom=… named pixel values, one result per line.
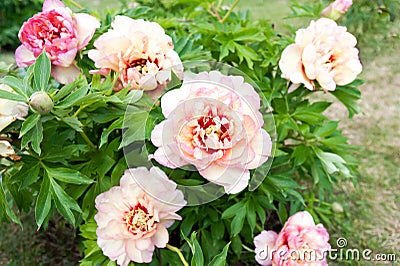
left=123, top=203, right=157, bottom=236
left=193, top=115, right=231, bottom=151
left=128, top=58, right=149, bottom=74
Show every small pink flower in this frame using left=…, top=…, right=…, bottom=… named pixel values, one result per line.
left=279, top=18, right=362, bottom=92
left=254, top=211, right=331, bottom=266
left=321, top=0, right=352, bottom=20
left=94, top=167, right=186, bottom=265
left=254, top=230, right=279, bottom=265
left=88, top=16, right=183, bottom=99
left=15, top=0, right=100, bottom=84
left=150, top=71, right=272, bottom=194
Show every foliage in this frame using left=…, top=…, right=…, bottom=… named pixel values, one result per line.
left=0, top=0, right=366, bottom=265
left=0, top=0, right=43, bottom=49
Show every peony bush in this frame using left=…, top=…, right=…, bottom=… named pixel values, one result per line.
left=0, top=0, right=364, bottom=265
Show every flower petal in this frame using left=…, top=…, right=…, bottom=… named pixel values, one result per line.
left=15, top=45, right=36, bottom=68
left=73, top=13, right=101, bottom=50
left=152, top=224, right=169, bottom=248
left=51, top=64, right=81, bottom=84
left=42, top=0, right=65, bottom=12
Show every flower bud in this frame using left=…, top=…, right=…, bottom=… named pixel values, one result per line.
left=30, top=91, right=53, bottom=114
left=332, top=202, right=344, bottom=213
left=321, top=0, right=352, bottom=20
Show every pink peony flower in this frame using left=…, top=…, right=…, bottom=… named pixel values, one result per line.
left=88, top=16, right=183, bottom=99
left=15, top=0, right=100, bottom=84
left=94, top=167, right=186, bottom=265
left=279, top=18, right=362, bottom=92
left=254, top=230, right=279, bottom=265
left=254, top=211, right=331, bottom=266
left=0, top=84, right=29, bottom=132
left=321, top=0, right=352, bottom=20
left=150, top=71, right=272, bottom=194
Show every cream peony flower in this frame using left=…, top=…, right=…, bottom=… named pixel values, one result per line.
left=0, top=84, right=28, bottom=160
left=150, top=71, right=272, bottom=194
left=254, top=211, right=331, bottom=266
left=88, top=16, right=183, bottom=98
left=279, top=18, right=362, bottom=92
left=0, top=84, right=29, bottom=132
left=94, top=167, right=186, bottom=265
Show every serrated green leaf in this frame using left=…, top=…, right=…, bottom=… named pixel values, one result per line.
left=35, top=176, right=51, bottom=229
left=34, top=50, right=51, bottom=91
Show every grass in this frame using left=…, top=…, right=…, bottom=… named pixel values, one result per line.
left=0, top=0, right=399, bottom=265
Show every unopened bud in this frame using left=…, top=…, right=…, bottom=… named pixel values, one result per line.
left=332, top=202, right=344, bottom=213
left=30, top=91, right=53, bottom=114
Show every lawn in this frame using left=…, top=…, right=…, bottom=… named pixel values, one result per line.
left=0, top=0, right=399, bottom=265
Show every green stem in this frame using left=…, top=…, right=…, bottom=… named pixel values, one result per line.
left=242, top=244, right=254, bottom=253
left=67, top=0, right=84, bottom=9
left=256, top=223, right=263, bottom=231
left=80, top=131, right=96, bottom=150
left=72, top=104, right=89, bottom=118
left=221, top=0, right=240, bottom=23
left=166, top=244, right=189, bottom=266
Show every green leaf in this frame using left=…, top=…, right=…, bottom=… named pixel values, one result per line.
left=221, top=201, right=245, bottom=219
left=182, top=231, right=204, bottom=266
left=291, top=145, right=309, bottom=166
left=1, top=76, right=27, bottom=97
left=277, top=202, right=288, bottom=224
left=19, top=113, right=41, bottom=137
left=100, top=117, right=123, bottom=148
left=20, top=162, right=41, bottom=189
left=231, top=206, right=246, bottom=236
left=0, top=88, right=27, bottom=102
left=35, top=176, right=52, bottom=229
left=61, top=116, right=83, bottom=132
left=314, top=121, right=338, bottom=137
left=21, top=120, right=43, bottom=155
left=208, top=242, right=231, bottom=266
left=246, top=200, right=257, bottom=233
left=34, top=50, right=51, bottom=91
left=0, top=181, right=22, bottom=228
left=56, top=86, right=89, bottom=108
left=49, top=177, right=81, bottom=226
left=44, top=166, right=94, bottom=185
left=330, top=85, right=361, bottom=118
